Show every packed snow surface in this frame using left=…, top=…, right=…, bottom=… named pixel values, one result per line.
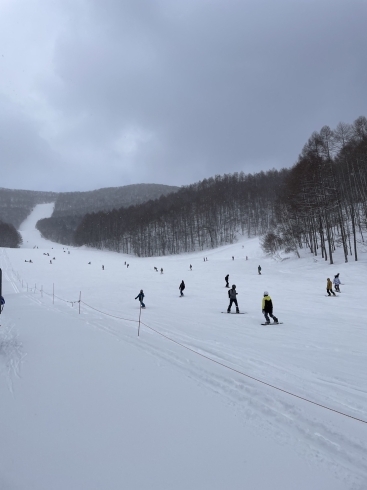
left=0, top=203, right=366, bottom=489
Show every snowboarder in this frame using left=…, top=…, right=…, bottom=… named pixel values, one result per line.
left=326, top=278, right=336, bottom=296
left=225, top=274, right=229, bottom=288
left=333, top=274, right=341, bottom=292
left=179, top=280, right=185, bottom=296
left=1, top=295, right=5, bottom=312
left=262, top=291, right=279, bottom=324
left=258, top=265, right=261, bottom=275
left=135, top=290, right=145, bottom=308
left=227, top=285, right=239, bottom=313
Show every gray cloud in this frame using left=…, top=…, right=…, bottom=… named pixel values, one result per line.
left=0, top=0, right=366, bottom=191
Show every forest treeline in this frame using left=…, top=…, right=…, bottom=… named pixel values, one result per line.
left=74, top=169, right=288, bottom=255
left=74, top=116, right=367, bottom=261
left=0, top=220, right=22, bottom=248
left=0, top=188, right=56, bottom=228
left=35, top=184, right=180, bottom=244
left=262, top=116, right=367, bottom=263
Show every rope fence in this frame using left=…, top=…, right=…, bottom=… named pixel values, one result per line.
left=8, top=267, right=367, bottom=425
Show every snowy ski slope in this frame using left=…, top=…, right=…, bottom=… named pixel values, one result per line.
left=0, top=203, right=366, bottom=489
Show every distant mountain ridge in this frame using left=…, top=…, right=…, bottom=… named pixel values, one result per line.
left=0, top=184, right=180, bottom=229
left=52, top=184, right=180, bottom=217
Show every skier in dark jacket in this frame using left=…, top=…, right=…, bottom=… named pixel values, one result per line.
left=227, top=285, right=239, bottom=313
left=0, top=295, right=5, bottom=312
left=262, top=291, right=279, bottom=324
left=179, top=280, right=185, bottom=296
left=225, top=274, right=229, bottom=288
left=135, top=290, right=145, bottom=308
left=258, top=265, right=261, bottom=275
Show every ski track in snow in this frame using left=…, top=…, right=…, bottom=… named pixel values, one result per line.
left=1, top=203, right=367, bottom=489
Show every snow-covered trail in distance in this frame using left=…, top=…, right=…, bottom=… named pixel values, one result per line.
left=1, top=204, right=366, bottom=489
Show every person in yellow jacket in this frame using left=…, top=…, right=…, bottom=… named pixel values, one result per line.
left=262, top=291, right=279, bottom=324
left=326, top=278, right=336, bottom=296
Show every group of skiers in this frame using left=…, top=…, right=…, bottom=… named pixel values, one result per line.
left=226, top=284, right=279, bottom=323
left=135, top=272, right=279, bottom=324
left=326, top=273, right=341, bottom=296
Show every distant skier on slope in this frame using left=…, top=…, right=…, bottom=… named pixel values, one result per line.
left=0, top=295, right=5, bottom=312
left=179, top=280, right=185, bottom=297
left=225, top=274, right=229, bottom=288
left=258, top=265, right=261, bottom=275
left=227, top=285, right=240, bottom=313
left=262, top=291, right=279, bottom=324
left=135, top=290, right=145, bottom=308
left=333, top=274, right=341, bottom=292
left=326, top=278, right=336, bottom=296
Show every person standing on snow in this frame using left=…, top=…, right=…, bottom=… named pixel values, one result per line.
left=258, top=265, right=261, bottom=275
left=333, top=274, right=341, bottom=292
left=135, top=290, right=146, bottom=308
left=225, top=274, right=229, bottom=288
left=326, top=278, right=336, bottom=296
left=0, top=295, right=5, bottom=312
left=262, top=291, right=279, bottom=324
left=179, top=280, right=185, bottom=296
left=227, top=285, right=240, bottom=313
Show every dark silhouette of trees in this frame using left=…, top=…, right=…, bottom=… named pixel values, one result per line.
left=36, top=216, right=83, bottom=245
left=0, top=221, right=22, bottom=247
left=74, top=170, right=289, bottom=256
left=265, top=116, right=367, bottom=263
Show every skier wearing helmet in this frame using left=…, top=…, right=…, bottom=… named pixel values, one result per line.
left=227, top=285, right=240, bottom=313
left=262, top=291, right=279, bottom=324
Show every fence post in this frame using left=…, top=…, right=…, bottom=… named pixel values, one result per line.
left=138, top=306, right=142, bottom=336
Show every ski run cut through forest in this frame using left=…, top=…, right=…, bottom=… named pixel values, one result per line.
left=1, top=203, right=367, bottom=490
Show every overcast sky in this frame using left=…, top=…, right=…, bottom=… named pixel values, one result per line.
left=0, top=0, right=366, bottom=192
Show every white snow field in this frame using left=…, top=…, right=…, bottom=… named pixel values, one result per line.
left=0, top=203, right=366, bottom=490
